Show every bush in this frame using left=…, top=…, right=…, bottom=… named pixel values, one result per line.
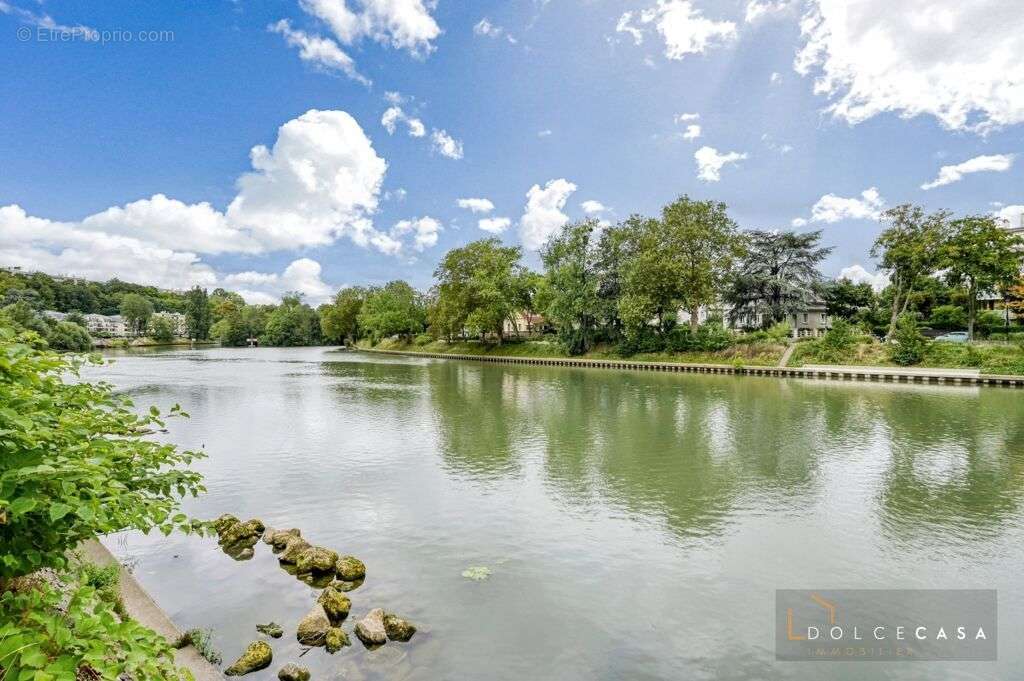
left=0, top=565, right=189, bottom=679
left=46, top=320, right=93, bottom=352
left=615, top=327, right=665, bottom=356
left=149, top=313, right=177, bottom=343
left=413, top=333, right=433, bottom=346
left=928, top=305, right=967, bottom=330
left=0, top=325, right=206, bottom=578
left=766, top=321, right=792, bottom=343
left=888, top=314, right=927, bottom=366
left=666, top=323, right=733, bottom=353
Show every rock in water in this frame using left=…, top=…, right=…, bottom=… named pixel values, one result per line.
left=266, top=528, right=302, bottom=550
left=325, top=627, right=351, bottom=653
left=211, top=514, right=240, bottom=534
left=224, top=641, right=272, bottom=676
left=354, top=608, right=387, bottom=647
left=335, top=555, right=366, bottom=581
left=277, top=663, right=311, bottom=681
left=317, top=585, right=352, bottom=623
left=296, top=546, right=339, bottom=574
left=278, top=536, right=312, bottom=565
left=256, top=622, right=284, bottom=638
left=331, top=578, right=364, bottom=593
left=383, top=613, right=417, bottom=642
left=296, top=604, right=331, bottom=646
left=219, top=518, right=266, bottom=548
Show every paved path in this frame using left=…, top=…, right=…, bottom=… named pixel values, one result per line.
left=801, top=364, right=981, bottom=378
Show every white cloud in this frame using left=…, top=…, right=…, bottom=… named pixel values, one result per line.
left=920, top=154, right=1014, bottom=190
left=770, top=71, right=781, bottom=84
left=225, top=258, right=335, bottom=305
left=791, top=218, right=808, bottom=227
left=744, top=0, right=791, bottom=23
left=537, top=129, right=553, bottom=138
left=380, top=105, right=425, bottom=137
left=794, top=0, right=1024, bottom=132
left=431, top=129, right=464, bottom=160
left=761, top=133, right=793, bottom=154
left=681, top=124, right=701, bottom=140
left=226, top=109, right=388, bottom=251
left=269, top=20, right=369, bottom=85
left=390, top=216, right=442, bottom=252
left=384, top=91, right=405, bottom=104
left=802, top=187, right=885, bottom=223
left=581, top=200, right=607, bottom=214
left=639, top=0, right=737, bottom=61
left=474, top=17, right=516, bottom=43
left=456, top=198, right=495, bottom=214
left=674, top=112, right=700, bottom=123
left=0, top=1, right=97, bottom=40
left=519, top=179, right=577, bottom=250
left=616, top=11, right=644, bottom=45
left=694, top=146, right=747, bottom=182
left=478, top=217, right=512, bottom=234
left=297, top=0, right=441, bottom=57
left=838, top=264, right=890, bottom=292
left=79, top=194, right=259, bottom=255
left=993, top=205, right=1024, bottom=229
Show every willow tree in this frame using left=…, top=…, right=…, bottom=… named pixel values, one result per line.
left=871, top=205, right=950, bottom=339
left=725, top=230, right=832, bottom=327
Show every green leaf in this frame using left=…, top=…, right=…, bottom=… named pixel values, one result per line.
left=48, top=503, right=73, bottom=522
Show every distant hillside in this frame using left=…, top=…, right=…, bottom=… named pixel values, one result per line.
left=0, top=267, right=207, bottom=315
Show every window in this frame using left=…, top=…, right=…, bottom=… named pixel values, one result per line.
left=802, top=313, right=808, bottom=323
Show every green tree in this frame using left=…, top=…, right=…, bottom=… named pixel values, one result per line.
left=262, top=294, right=322, bottom=346
left=821, top=278, right=876, bottom=321
left=320, top=286, right=367, bottom=344
left=541, top=220, right=603, bottom=354
left=65, top=310, right=87, bottom=328
left=46, top=320, right=93, bottom=351
left=727, top=230, right=832, bottom=326
left=871, top=205, right=950, bottom=339
left=119, top=293, right=154, bottom=336
left=211, top=304, right=269, bottom=346
left=928, top=304, right=968, bottom=330
left=0, top=325, right=205, bottom=578
left=433, top=239, right=528, bottom=343
left=185, top=286, right=212, bottom=340
left=358, top=281, right=426, bottom=342
left=149, top=313, right=176, bottom=342
left=941, top=215, right=1023, bottom=340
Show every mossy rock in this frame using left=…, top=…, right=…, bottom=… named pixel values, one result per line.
left=317, top=586, right=351, bottom=623
left=211, top=514, right=240, bottom=534
left=277, top=536, right=312, bottom=565
left=223, top=544, right=255, bottom=561
left=300, top=571, right=336, bottom=589
left=224, top=640, right=272, bottom=676
left=325, top=626, right=351, bottom=653
left=277, top=663, right=310, bottom=681
left=296, top=546, right=339, bottom=574
left=266, top=528, right=302, bottom=551
left=256, top=622, right=284, bottom=638
left=383, top=613, right=416, bottom=642
left=219, top=518, right=265, bottom=548
left=296, top=604, right=331, bottom=646
left=335, top=555, right=366, bottom=581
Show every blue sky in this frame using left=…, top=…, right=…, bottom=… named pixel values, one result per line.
left=2, top=0, right=1022, bottom=303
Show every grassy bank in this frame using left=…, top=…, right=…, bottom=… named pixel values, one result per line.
left=93, top=337, right=220, bottom=349
left=361, top=337, right=787, bottom=366
left=788, top=338, right=1024, bottom=375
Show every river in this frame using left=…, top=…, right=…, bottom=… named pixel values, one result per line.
left=93, top=346, right=1024, bottom=680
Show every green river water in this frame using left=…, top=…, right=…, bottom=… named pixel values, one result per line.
left=93, top=346, right=1024, bottom=680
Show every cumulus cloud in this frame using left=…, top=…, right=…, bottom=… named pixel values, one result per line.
left=297, top=0, right=441, bottom=57
left=431, top=129, right=464, bottom=159
left=390, top=216, right=442, bottom=252
left=381, top=105, right=426, bottom=137
left=794, top=0, right=1024, bottom=132
left=838, top=264, right=890, bottom=292
left=993, top=205, right=1024, bottom=229
left=694, top=146, right=747, bottom=182
left=478, top=217, right=512, bottom=234
left=224, top=258, right=335, bottom=305
left=798, top=187, right=885, bottom=224
left=269, top=20, right=369, bottom=85
left=920, top=154, right=1014, bottom=190
left=456, top=198, right=495, bottom=214
left=226, top=109, right=388, bottom=251
left=744, top=0, right=791, bottom=23
left=581, top=200, right=607, bottom=214
left=519, top=179, right=577, bottom=250
left=674, top=112, right=700, bottom=123
left=639, top=0, right=737, bottom=61
left=681, top=124, right=701, bottom=140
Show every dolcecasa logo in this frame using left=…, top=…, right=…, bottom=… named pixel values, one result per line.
left=775, top=589, right=997, bottom=661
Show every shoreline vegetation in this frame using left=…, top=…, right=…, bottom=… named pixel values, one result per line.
left=359, top=334, right=1024, bottom=376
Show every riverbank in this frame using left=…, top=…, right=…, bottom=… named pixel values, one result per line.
left=93, top=337, right=220, bottom=349
left=359, top=341, right=1024, bottom=388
